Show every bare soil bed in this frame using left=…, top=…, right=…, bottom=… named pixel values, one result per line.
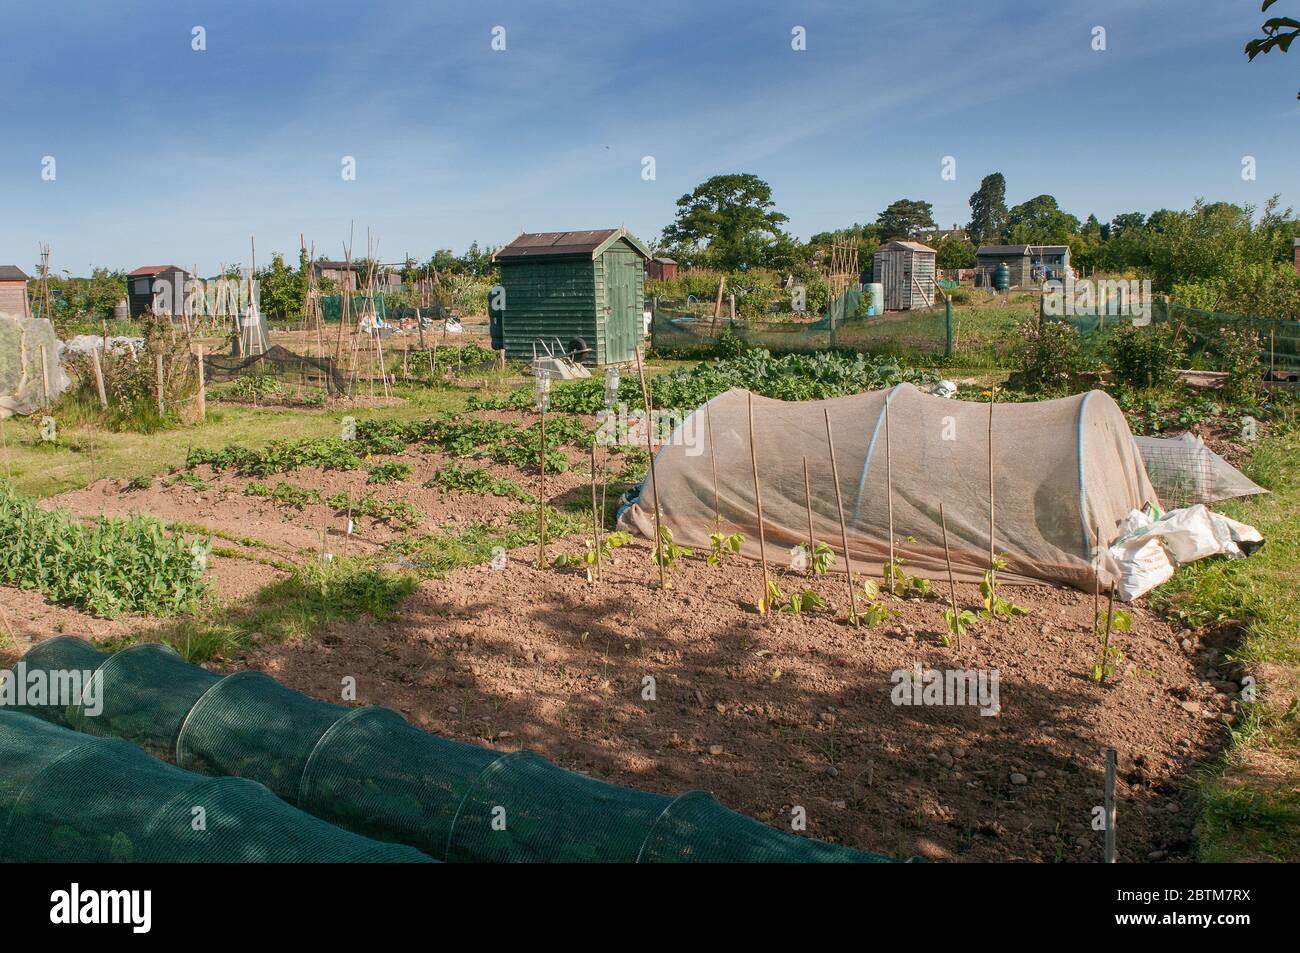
left=239, top=541, right=1225, bottom=863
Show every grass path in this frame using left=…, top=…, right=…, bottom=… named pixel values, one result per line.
left=1152, top=423, right=1300, bottom=861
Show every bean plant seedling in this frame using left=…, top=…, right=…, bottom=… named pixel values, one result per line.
left=848, top=580, right=896, bottom=626
left=707, top=531, right=744, bottom=566
left=554, top=531, right=631, bottom=581
left=942, top=607, right=978, bottom=647
left=792, top=540, right=835, bottom=574
left=651, top=526, right=692, bottom=585
left=1090, top=607, right=1133, bottom=682
left=980, top=554, right=1026, bottom=620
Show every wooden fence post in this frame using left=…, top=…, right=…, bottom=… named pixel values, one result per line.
left=90, top=346, right=108, bottom=410
left=196, top=345, right=206, bottom=421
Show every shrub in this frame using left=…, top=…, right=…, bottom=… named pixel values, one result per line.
left=1013, top=319, right=1087, bottom=392
left=1214, top=324, right=1262, bottom=405
left=1106, top=323, right=1185, bottom=390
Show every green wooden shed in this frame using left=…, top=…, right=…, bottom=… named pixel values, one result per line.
left=490, top=228, right=651, bottom=365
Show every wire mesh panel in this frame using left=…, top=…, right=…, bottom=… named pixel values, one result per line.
left=637, top=790, right=898, bottom=863
left=0, top=712, right=432, bottom=863
left=299, top=707, right=499, bottom=861
left=445, top=751, right=674, bottom=863
left=177, top=671, right=351, bottom=804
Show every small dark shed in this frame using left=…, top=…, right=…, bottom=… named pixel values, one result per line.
left=127, top=265, right=193, bottom=321
left=491, top=228, right=650, bottom=364
left=645, top=257, right=678, bottom=282
left=975, top=245, right=1071, bottom=288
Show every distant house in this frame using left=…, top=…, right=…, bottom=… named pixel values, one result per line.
left=975, top=245, right=1071, bottom=288
left=312, top=260, right=358, bottom=291
left=920, top=224, right=967, bottom=243
left=871, top=240, right=937, bottom=310
left=491, top=227, right=650, bottom=364
left=645, top=257, right=678, bottom=282
left=126, top=265, right=194, bottom=320
left=0, top=266, right=29, bottom=319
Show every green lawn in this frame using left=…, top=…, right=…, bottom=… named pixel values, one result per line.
left=0, top=383, right=480, bottom=498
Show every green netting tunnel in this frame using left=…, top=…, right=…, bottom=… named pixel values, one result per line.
left=14, top=637, right=901, bottom=863
left=0, top=710, right=432, bottom=863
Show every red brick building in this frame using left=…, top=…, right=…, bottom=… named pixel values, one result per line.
left=0, top=265, right=29, bottom=318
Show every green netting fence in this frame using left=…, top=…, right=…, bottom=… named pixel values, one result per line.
left=1045, top=298, right=1300, bottom=375
left=320, top=293, right=387, bottom=324
left=0, top=710, right=432, bottom=863
left=651, top=297, right=953, bottom=360
left=16, top=637, right=902, bottom=864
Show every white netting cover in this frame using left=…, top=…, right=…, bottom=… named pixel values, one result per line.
left=618, top=384, right=1159, bottom=592
left=0, top=314, right=70, bottom=418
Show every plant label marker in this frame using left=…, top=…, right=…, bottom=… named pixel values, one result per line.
left=635, top=346, right=666, bottom=589
left=823, top=409, right=858, bottom=626
left=1103, top=747, right=1117, bottom=863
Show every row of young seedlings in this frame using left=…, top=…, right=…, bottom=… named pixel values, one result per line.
left=529, top=356, right=1126, bottom=679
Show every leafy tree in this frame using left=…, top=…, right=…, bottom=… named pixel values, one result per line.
left=661, top=173, right=791, bottom=271
left=875, top=199, right=936, bottom=241
left=1006, top=194, right=1080, bottom=245
left=968, top=173, right=1009, bottom=247
left=935, top=235, right=977, bottom=270
left=1110, top=212, right=1147, bottom=236
left=1245, top=0, right=1300, bottom=97
left=255, top=253, right=303, bottom=319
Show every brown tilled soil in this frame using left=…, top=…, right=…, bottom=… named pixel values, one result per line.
left=227, top=539, right=1227, bottom=864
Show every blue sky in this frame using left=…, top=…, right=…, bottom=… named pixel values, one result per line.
left=1, top=0, right=1296, bottom=275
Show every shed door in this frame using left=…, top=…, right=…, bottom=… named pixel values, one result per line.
left=604, top=250, right=639, bottom=363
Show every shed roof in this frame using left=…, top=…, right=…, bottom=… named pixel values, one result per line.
left=976, top=245, right=1070, bottom=257
left=495, top=228, right=651, bottom=262
left=0, top=265, right=29, bottom=281
left=127, top=264, right=191, bottom=278
left=874, top=240, right=936, bottom=254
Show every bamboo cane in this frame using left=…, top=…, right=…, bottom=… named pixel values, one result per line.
left=706, top=402, right=721, bottom=533
left=749, top=392, right=770, bottom=608
left=590, top=441, right=601, bottom=582
left=90, top=346, right=108, bottom=410
left=537, top=406, right=547, bottom=569
left=885, top=391, right=895, bottom=593
left=635, top=346, right=666, bottom=588
left=195, top=345, right=206, bottom=421
left=803, top=456, right=815, bottom=571
left=824, top=409, right=858, bottom=626
left=940, top=502, right=960, bottom=651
